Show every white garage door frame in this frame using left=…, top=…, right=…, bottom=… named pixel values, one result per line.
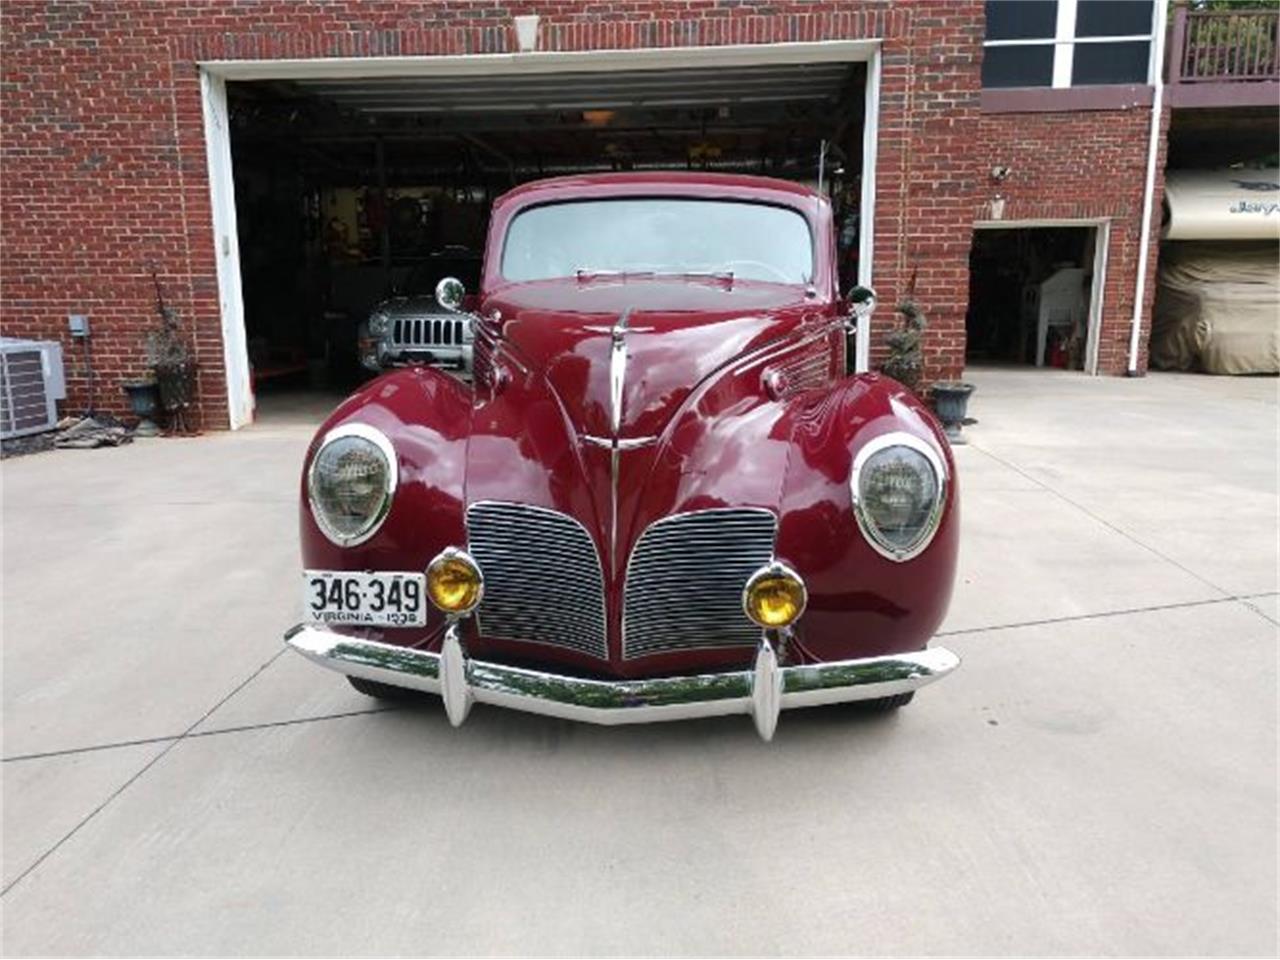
left=200, top=40, right=882, bottom=428
left=973, top=217, right=1112, bottom=376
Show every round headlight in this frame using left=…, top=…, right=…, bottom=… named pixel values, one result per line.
left=743, top=561, right=807, bottom=628
left=368, top=312, right=391, bottom=338
left=307, top=424, right=396, bottom=547
left=851, top=433, right=946, bottom=561
left=426, top=548, right=483, bottom=614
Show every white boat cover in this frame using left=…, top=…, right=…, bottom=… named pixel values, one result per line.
left=1151, top=241, right=1279, bottom=375
left=1162, top=169, right=1280, bottom=241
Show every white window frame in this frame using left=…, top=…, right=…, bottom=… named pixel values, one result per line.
left=983, top=0, right=1157, bottom=89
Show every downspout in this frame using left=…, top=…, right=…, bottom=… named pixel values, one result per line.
left=1127, top=0, right=1170, bottom=375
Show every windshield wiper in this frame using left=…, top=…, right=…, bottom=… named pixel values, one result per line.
left=574, top=268, right=656, bottom=280
left=678, top=270, right=735, bottom=284
left=573, top=268, right=738, bottom=286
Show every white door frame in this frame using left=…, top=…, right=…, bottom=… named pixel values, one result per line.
left=199, top=39, right=884, bottom=426
left=855, top=46, right=881, bottom=374
left=201, top=70, right=254, bottom=428
left=973, top=218, right=1111, bottom=375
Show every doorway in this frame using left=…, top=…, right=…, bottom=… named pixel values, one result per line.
left=967, top=222, right=1108, bottom=373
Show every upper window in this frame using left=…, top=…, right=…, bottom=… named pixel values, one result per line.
left=501, top=199, right=814, bottom=285
left=982, top=0, right=1156, bottom=89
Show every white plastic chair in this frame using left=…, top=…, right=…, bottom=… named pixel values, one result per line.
left=1034, top=268, right=1086, bottom=367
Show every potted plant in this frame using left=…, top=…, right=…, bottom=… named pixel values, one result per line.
left=881, top=298, right=926, bottom=392
left=144, top=268, right=199, bottom=434
left=121, top=377, right=161, bottom=436
left=877, top=284, right=975, bottom=444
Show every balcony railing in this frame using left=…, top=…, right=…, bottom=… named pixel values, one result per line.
left=1168, top=5, right=1280, bottom=107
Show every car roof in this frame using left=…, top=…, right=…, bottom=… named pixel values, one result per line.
left=494, top=171, right=821, bottom=207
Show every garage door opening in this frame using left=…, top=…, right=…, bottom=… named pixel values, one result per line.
left=221, top=56, right=869, bottom=423
left=966, top=225, right=1105, bottom=372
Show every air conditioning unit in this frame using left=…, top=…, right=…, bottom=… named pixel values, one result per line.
left=1, top=338, right=66, bottom=439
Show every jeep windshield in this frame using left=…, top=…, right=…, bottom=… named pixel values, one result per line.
left=402, top=254, right=481, bottom=297
left=500, top=198, right=814, bottom=286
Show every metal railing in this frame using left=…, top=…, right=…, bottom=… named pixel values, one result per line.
left=1169, top=5, right=1279, bottom=85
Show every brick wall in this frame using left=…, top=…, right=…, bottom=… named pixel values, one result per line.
left=974, top=104, right=1170, bottom=375
left=3, top=0, right=985, bottom=428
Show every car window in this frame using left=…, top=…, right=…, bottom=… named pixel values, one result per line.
left=501, top=198, right=814, bottom=285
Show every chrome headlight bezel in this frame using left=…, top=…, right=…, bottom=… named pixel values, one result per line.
left=306, top=423, right=398, bottom=547
left=850, top=432, right=948, bottom=562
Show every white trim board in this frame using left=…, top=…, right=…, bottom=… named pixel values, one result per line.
left=975, top=218, right=1111, bottom=230
left=200, top=71, right=254, bottom=428
left=200, top=40, right=881, bottom=81
left=854, top=46, right=880, bottom=374
left=200, top=39, right=882, bottom=425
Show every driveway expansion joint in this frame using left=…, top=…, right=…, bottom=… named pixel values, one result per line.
left=1, top=705, right=407, bottom=765
left=937, top=592, right=1279, bottom=638
left=1, top=648, right=287, bottom=897
left=967, top=441, right=1239, bottom=601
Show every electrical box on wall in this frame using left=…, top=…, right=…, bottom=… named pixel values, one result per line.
left=68, top=314, right=89, bottom=338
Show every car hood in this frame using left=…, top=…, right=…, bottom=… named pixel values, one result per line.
left=462, top=277, right=830, bottom=585
left=373, top=295, right=446, bottom=318
left=481, top=278, right=816, bottom=440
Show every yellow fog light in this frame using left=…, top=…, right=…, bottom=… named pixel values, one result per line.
left=743, top=561, right=807, bottom=628
left=426, top=548, right=484, bottom=614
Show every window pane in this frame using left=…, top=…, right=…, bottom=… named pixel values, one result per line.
left=1072, top=40, right=1151, bottom=85
left=501, top=199, right=815, bottom=285
left=1076, top=0, right=1153, bottom=38
left=982, top=45, right=1055, bottom=88
left=985, top=1, right=1058, bottom=40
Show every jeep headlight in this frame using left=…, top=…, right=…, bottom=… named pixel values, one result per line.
left=851, top=433, right=946, bottom=561
left=368, top=311, right=391, bottom=338
left=307, top=424, right=397, bottom=546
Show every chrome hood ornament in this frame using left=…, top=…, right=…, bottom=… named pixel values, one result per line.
left=583, top=307, right=658, bottom=574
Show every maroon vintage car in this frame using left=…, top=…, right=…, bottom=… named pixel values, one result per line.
left=285, top=172, right=959, bottom=740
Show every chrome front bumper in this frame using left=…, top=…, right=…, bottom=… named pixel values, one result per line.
left=284, top=624, right=959, bottom=741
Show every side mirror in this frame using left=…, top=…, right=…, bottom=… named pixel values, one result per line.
left=435, top=276, right=466, bottom=313
left=847, top=285, right=877, bottom=317
left=844, top=285, right=876, bottom=332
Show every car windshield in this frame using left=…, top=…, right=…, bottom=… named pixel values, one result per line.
left=501, top=198, right=814, bottom=285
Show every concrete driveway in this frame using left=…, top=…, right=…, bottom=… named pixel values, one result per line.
left=3, top=369, right=1276, bottom=957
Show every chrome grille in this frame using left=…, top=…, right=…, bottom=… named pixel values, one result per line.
left=392, top=316, right=467, bottom=349
left=775, top=348, right=831, bottom=394
left=623, top=508, right=778, bottom=659
left=467, top=501, right=608, bottom=659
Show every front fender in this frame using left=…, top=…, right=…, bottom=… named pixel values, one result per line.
left=299, top=367, right=474, bottom=643
left=776, top=374, right=959, bottom=662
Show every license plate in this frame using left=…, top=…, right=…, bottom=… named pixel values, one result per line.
left=303, top=570, right=427, bottom=627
